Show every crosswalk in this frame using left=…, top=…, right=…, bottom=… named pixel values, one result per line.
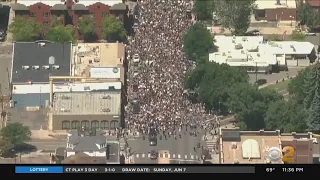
left=133, top=153, right=199, bottom=160
left=206, top=140, right=216, bottom=152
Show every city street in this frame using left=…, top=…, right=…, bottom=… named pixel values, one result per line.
left=27, top=139, right=66, bottom=151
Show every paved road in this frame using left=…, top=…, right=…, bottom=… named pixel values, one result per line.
left=248, top=67, right=304, bottom=83
left=128, top=133, right=203, bottom=164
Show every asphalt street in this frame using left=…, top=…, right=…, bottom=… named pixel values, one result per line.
left=127, top=132, right=204, bottom=164
left=248, top=67, right=304, bottom=84
left=28, top=139, right=66, bottom=151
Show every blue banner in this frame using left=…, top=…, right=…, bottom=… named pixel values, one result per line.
left=15, top=166, right=63, bottom=173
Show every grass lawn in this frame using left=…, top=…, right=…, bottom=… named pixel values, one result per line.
left=265, top=79, right=291, bottom=92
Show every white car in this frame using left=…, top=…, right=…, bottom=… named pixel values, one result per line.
left=303, top=30, right=316, bottom=36
left=133, top=54, right=140, bottom=63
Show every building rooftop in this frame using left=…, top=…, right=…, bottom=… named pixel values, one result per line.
left=52, top=91, right=121, bottom=115
left=220, top=128, right=282, bottom=164
left=255, top=0, right=296, bottom=9
left=72, top=43, right=125, bottom=77
left=62, top=152, right=106, bottom=164
left=12, top=42, right=71, bottom=83
left=12, top=82, right=122, bottom=94
left=67, top=129, right=107, bottom=152
left=15, top=0, right=124, bottom=7
left=209, top=35, right=315, bottom=66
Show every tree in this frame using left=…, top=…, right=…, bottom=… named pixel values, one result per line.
left=306, top=91, right=320, bottom=132
left=77, top=15, right=97, bottom=41
left=183, top=22, right=217, bottom=62
left=290, top=30, right=306, bottom=41
left=297, top=2, right=313, bottom=27
left=268, top=34, right=281, bottom=41
left=214, top=0, right=255, bottom=35
left=184, top=62, right=248, bottom=113
left=264, top=99, right=307, bottom=132
left=44, top=25, right=74, bottom=43
left=287, top=68, right=310, bottom=103
left=101, top=16, right=127, bottom=42
left=193, top=0, right=215, bottom=22
left=0, top=123, right=31, bottom=149
left=9, top=16, right=41, bottom=42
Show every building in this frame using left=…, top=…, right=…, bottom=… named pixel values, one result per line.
left=209, top=35, right=315, bottom=73
left=66, top=129, right=107, bottom=160
left=11, top=41, right=72, bottom=84
left=300, top=0, right=320, bottom=11
left=62, top=152, right=106, bottom=164
left=11, top=0, right=128, bottom=39
left=281, top=132, right=313, bottom=164
left=12, top=82, right=121, bottom=108
left=72, top=42, right=125, bottom=82
left=219, top=128, right=314, bottom=164
left=48, top=83, right=123, bottom=130
left=254, top=0, right=296, bottom=22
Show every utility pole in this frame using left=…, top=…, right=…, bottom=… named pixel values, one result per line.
left=255, top=62, right=258, bottom=83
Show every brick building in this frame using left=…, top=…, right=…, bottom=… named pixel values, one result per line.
left=11, top=0, right=128, bottom=39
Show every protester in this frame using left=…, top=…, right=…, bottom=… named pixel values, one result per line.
left=124, top=0, right=218, bottom=139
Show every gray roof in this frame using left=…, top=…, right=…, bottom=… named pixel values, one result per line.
left=72, top=4, right=88, bottom=10
left=51, top=4, right=67, bottom=10
left=11, top=3, right=29, bottom=11
left=110, top=3, right=127, bottom=10
left=12, top=93, right=49, bottom=108
left=67, top=130, right=107, bottom=151
left=12, top=42, right=71, bottom=83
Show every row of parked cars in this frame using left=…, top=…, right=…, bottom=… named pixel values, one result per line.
left=131, top=53, right=140, bottom=114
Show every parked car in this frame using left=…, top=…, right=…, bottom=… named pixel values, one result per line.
left=245, top=29, right=261, bottom=36
left=304, top=30, right=316, bottom=36
left=0, top=28, right=6, bottom=41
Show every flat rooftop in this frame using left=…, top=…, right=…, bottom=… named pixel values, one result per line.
left=12, top=42, right=71, bottom=83
left=52, top=91, right=121, bottom=115
left=72, top=43, right=125, bottom=78
left=220, top=128, right=282, bottom=164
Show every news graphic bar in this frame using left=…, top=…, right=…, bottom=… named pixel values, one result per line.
left=63, top=166, right=255, bottom=173
left=15, top=166, right=63, bottom=173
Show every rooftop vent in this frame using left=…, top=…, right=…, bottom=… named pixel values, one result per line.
left=32, top=66, right=40, bottom=70
left=102, top=108, right=110, bottom=112
left=84, top=86, right=90, bottom=90
left=22, top=66, right=30, bottom=70
left=222, top=52, right=226, bottom=56
left=94, top=58, right=100, bottom=62
left=42, top=65, right=50, bottom=70
left=52, top=65, right=60, bottom=70
left=102, top=95, right=111, bottom=99
left=61, top=95, right=71, bottom=100
left=257, top=53, right=260, bottom=57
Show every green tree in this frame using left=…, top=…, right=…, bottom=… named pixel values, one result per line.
left=287, top=68, right=310, bottom=103
left=306, top=91, right=320, bottom=132
left=268, top=34, right=281, bottom=41
left=9, top=16, right=41, bottom=42
left=214, top=0, right=255, bottom=35
left=297, top=2, right=313, bottom=26
left=185, top=62, right=248, bottom=113
left=193, top=0, right=215, bottom=22
left=265, top=99, right=307, bottom=132
left=101, top=16, right=127, bottom=42
left=77, top=15, right=97, bottom=41
left=183, top=22, right=217, bottom=62
left=0, top=123, right=31, bottom=148
left=290, top=30, right=306, bottom=41
left=44, top=25, right=74, bottom=43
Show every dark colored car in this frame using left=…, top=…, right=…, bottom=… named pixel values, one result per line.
left=0, top=28, right=6, bottom=41
left=132, top=100, right=140, bottom=114
left=150, top=150, right=158, bottom=159
left=255, top=79, right=267, bottom=86
left=149, top=134, right=157, bottom=146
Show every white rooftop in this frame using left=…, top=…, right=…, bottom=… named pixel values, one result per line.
left=255, top=0, right=296, bottom=9
left=12, top=82, right=122, bottom=94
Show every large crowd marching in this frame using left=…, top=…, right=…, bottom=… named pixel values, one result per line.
left=124, top=0, right=218, bottom=139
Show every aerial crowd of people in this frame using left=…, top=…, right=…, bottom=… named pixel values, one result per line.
left=124, top=0, right=218, bottom=139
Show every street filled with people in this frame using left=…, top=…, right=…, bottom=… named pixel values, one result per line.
left=124, top=0, right=219, bottom=139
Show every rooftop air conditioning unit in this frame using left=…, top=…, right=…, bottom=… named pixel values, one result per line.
left=102, top=108, right=110, bottom=112
left=257, top=53, right=260, bottom=57
left=222, top=52, right=226, bottom=56
left=102, top=95, right=111, bottom=99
